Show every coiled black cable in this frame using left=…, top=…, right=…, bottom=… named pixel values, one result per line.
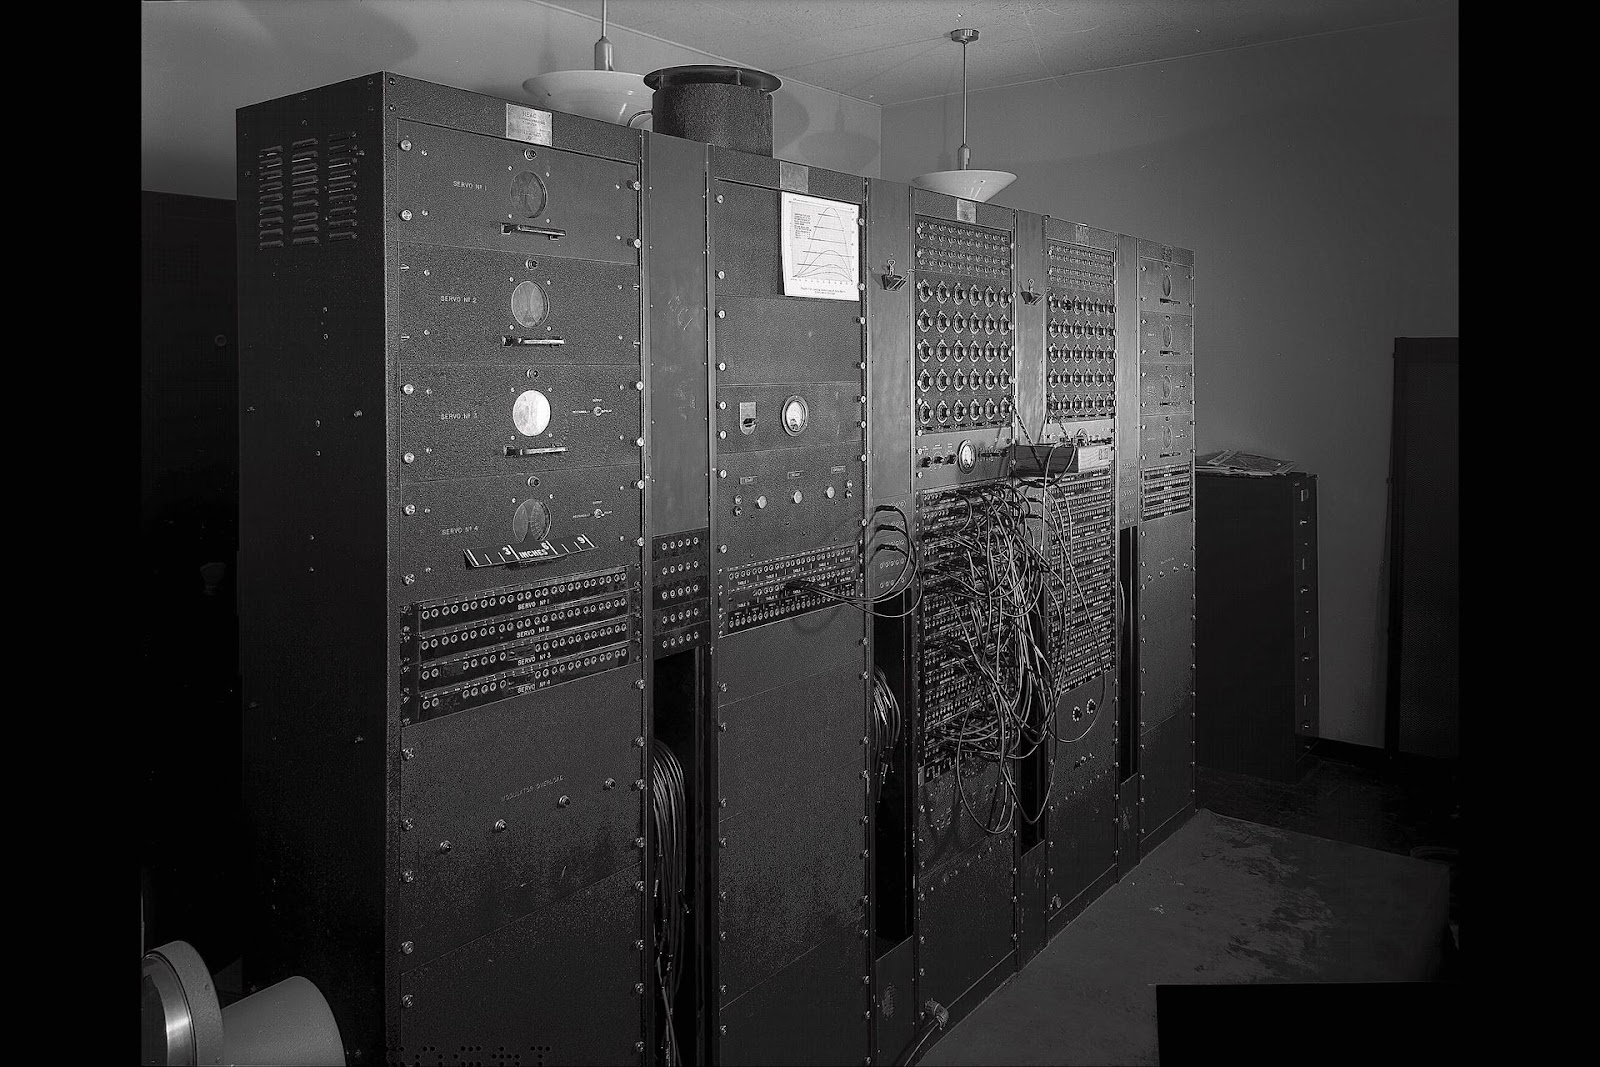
left=650, top=740, right=686, bottom=1066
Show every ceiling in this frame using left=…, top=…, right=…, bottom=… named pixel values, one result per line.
left=539, top=0, right=1456, bottom=105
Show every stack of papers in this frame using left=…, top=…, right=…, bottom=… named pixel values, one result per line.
left=1195, top=449, right=1297, bottom=477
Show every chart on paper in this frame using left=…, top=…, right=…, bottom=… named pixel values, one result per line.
left=780, top=192, right=861, bottom=300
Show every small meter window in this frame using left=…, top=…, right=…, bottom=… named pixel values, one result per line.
left=957, top=440, right=977, bottom=472
left=781, top=395, right=809, bottom=436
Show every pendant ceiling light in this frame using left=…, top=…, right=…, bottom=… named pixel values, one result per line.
left=523, top=0, right=651, bottom=127
left=911, top=28, right=1016, bottom=202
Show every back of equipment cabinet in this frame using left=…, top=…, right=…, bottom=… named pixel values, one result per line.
left=236, top=72, right=1195, bottom=1067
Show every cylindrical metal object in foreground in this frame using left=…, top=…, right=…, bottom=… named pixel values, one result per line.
left=221, top=977, right=345, bottom=1066
left=644, top=65, right=781, bottom=156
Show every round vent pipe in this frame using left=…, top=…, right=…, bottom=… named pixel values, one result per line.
left=644, top=65, right=782, bottom=156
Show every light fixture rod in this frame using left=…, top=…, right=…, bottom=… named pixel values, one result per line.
left=595, top=0, right=614, bottom=71
left=950, top=27, right=979, bottom=170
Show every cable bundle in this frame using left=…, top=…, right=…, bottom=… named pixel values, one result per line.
left=650, top=740, right=687, bottom=1066
left=871, top=667, right=903, bottom=790
left=921, top=449, right=1114, bottom=836
left=786, top=504, right=923, bottom=618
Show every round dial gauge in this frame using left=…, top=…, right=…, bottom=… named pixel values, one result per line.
left=512, top=389, right=551, bottom=437
left=510, top=171, right=548, bottom=218
left=512, top=498, right=551, bottom=543
left=781, top=395, right=810, bottom=436
left=956, top=440, right=977, bottom=472
left=511, top=280, right=548, bottom=328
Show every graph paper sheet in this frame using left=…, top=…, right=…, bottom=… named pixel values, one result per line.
left=779, top=192, right=860, bottom=300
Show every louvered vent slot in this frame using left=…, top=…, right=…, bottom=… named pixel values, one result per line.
left=324, top=131, right=359, bottom=241
left=288, top=137, right=320, bottom=244
left=256, top=145, right=285, bottom=249
left=1140, top=463, right=1193, bottom=519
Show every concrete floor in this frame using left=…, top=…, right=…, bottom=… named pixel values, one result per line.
left=921, top=809, right=1451, bottom=1066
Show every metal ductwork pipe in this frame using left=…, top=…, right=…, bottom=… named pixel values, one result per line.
left=644, top=65, right=781, bottom=156
left=141, top=941, right=345, bottom=1066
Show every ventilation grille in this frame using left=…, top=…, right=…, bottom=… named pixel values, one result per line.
left=1140, top=463, right=1192, bottom=519
left=255, top=145, right=284, bottom=249
left=325, top=131, right=360, bottom=241
left=256, top=131, right=360, bottom=251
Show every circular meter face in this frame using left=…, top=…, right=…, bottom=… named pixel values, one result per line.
left=511, top=280, right=548, bottom=328
left=781, top=395, right=809, bottom=436
left=512, top=389, right=551, bottom=437
left=956, top=440, right=977, bottom=472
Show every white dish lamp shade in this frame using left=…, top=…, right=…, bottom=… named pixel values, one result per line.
left=522, top=70, right=651, bottom=126
left=909, top=169, right=1017, bottom=203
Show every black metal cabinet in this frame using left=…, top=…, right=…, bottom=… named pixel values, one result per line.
left=1196, top=472, right=1318, bottom=781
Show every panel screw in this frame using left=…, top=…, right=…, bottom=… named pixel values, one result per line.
left=630, top=180, right=642, bottom=190
left=635, top=779, right=645, bottom=790
left=604, top=778, right=617, bottom=789
left=402, top=574, right=415, bottom=585
left=636, top=1041, right=645, bottom=1052
left=719, top=683, right=729, bottom=692
left=636, top=837, right=646, bottom=848
left=403, top=504, right=415, bottom=515
left=400, top=818, right=413, bottom=831
left=636, top=982, right=645, bottom=994
left=635, top=736, right=646, bottom=746
left=636, top=437, right=646, bottom=446
left=402, top=452, right=415, bottom=464
left=636, top=880, right=646, bottom=892
left=636, top=940, right=645, bottom=950
left=717, top=309, right=726, bottom=319
left=399, top=138, right=412, bottom=151
left=438, top=840, right=451, bottom=853
left=399, top=209, right=412, bottom=221
left=401, top=941, right=414, bottom=954
left=401, top=994, right=413, bottom=1008
left=636, top=479, right=646, bottom=489
left=401, top=870, right=414, bottom=883
left=631, top=238, right=643, bottom=248
left=558, top=795, right=570, bottom=807
left=524, top=148, right=537, bottom=160
left=401, top=383, right=415, bottom=395
left=716, top=194, right=724, bottom=203
left=402, top=747, right=415, bottom=760
left=636, top=679, right=647, bottom=690
left=720, top=837, right=727, bottom=848
left=494, top=819, right=507, bottom=832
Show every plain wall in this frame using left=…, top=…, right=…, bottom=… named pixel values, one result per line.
left=882, top=17, right=1458, bottom=746
left=141, top=0, right=882, bottom=198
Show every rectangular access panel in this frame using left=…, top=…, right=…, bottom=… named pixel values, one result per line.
left=1195, top=471, right=1319, bottom=781
left=705, top=148, right=872, bottom=1067
left=1134, top=512, right=1196, bottom=853
left=237, top=74, right=650, bottom=1064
